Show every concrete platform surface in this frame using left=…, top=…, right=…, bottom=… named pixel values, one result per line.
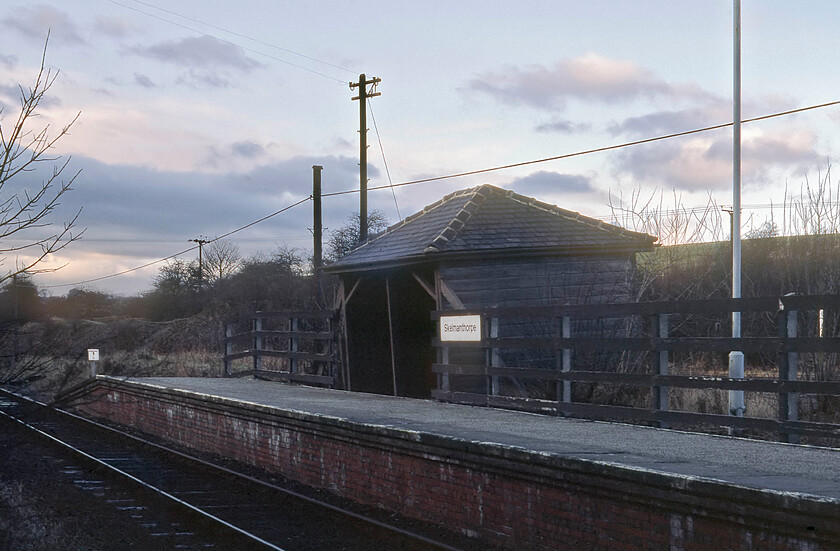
left=123, top=377, right=840, bottom=502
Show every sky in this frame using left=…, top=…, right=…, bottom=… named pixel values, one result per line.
left=1, top=1, right=839, bottom=295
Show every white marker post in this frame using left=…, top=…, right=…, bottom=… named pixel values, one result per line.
left=88, top=349, right=100, bottom=378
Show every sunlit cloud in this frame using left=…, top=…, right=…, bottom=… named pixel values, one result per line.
left=469, top=53, right=695, bottom=110
left=612, top=128, right=826, bottom=191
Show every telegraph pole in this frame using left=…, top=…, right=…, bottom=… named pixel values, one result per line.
left=190, top=237, right=209, bottom=290
left=312, top=165, right=324, bottom=304
left=349, top=74, right=381, bottom=242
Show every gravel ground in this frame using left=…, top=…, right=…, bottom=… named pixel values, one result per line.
left=0, top=420, right=170, bottom=551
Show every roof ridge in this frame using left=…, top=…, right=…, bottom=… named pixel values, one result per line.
left=340, top=186, right=480, bottom=256
left=424, top=184, right=494, bottom=253
left=503, top=188, right=655, bottom=243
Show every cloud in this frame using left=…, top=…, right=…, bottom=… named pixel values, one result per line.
left=95, top=16, right=134, bottom=38
left=2, top=5, right=85, bottom=44
left=469, top=53, right=676, bottom=110
left=609, top=106, right=730, bottom=137
left=28, top=154, right=369, bottom=252
left=231, top=141, right=265, bottom=159
left=508, top=171, right=594, bottom=196
left=133, top=73, right=156, bottom=89
left=175, top=69, right=236, bottom=89
left=612, top=129, right=825, bottom=191
left=0, top=55, right=16, bottom=70
left=0, top=80, right=62, bottom=110
left=535, top=119, right=591, bottom=134
left=132, top=36, right=262, bottom=72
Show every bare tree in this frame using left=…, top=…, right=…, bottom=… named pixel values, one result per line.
left=0, top=36, right=82, bottom=285
left=326, top=210, right=390, bottom=260
left=203, top=239, right=242, bottom=284
left=0, top=38, right=83, bottom=388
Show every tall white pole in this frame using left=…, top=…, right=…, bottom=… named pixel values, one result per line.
left=729, top=0, right=745, bottom=416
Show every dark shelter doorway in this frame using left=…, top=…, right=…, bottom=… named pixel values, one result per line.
left=343, top=268, right=436, bottom=397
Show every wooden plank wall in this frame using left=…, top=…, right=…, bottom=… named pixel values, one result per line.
left=439, top=254, right=635, bottom=309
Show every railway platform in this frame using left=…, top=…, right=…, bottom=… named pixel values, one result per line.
left=59, top=376, right=840, bottom=550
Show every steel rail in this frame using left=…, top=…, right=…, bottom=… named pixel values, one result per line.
left=1, top=388, right=467, bottom=551
left=0, top=392, right=285, bottom=551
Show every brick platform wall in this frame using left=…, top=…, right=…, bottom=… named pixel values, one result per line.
left=62, top=379, right=839, bottom=551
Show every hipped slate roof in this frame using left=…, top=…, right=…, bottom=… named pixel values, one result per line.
left=325, top=184, right=657, bottom=273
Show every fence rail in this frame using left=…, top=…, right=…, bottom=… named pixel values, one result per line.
left=432, top=294, right=840, bottom=442
left=223, top=309, right=338, bottom=388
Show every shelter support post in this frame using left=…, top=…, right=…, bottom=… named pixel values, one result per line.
left=386, top=276, right=398, bottom=396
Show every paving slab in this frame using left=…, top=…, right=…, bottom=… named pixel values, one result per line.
left=124, top=377, right=840, bottom=502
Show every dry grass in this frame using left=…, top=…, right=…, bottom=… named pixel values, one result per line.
left=5, top=315, right=223, bottom=401
left=0, top=480, right=81, bottom=551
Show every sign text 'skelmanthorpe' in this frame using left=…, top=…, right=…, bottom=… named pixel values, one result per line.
left=440, top=315, right=482, bottom=342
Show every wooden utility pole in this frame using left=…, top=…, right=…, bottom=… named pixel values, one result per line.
left=349, top=74, right=381, bottom=242
left=312, top=165, right=324, bottom=304
left=189, top=237, right=209, bottom=290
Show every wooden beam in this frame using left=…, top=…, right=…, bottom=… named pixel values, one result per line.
left=411, top=272, right=437, bottom=300
left=386, top=275, right=398, bottom=396
left=343, top=277, right=363, bottom=306
left=439, top=279, right=465, bottom=310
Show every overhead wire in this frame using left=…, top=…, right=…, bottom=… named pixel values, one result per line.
left=367, top=99, right=401, bottom=220
left=43, top=196, right=311, bottom=289
left=102, top=0, right=349, bottom=84
left=322, top=99, right=840, bottom=198
left=42, top=99, right=840, bottom=289
left=127, top=0, right=358, bottom=76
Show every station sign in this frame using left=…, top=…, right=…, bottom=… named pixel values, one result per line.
left=440, top=315, right=482, bottom=342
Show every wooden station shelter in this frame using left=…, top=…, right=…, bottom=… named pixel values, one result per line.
left=324, top=184, right=657, bottom=398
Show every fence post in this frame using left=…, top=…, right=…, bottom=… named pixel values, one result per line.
left=253, top=317, right=263, bottom=371
left=557, top=315, right=572, bottom=408
left=289, top=317, right=299, bottom=374
left=327, top=315, right=336, bottom=385
left=652, top=313, right=669, bottom=428
left=440, top=345, right=450, bottom=393
left=489, top=316, right=500, bottom=397
left=224, top=324, right=233, bottom=376
left=778, top=306, right=799, bottom=443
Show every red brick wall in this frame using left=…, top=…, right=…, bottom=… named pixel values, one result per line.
left=67, top=380, right=839, bottom=551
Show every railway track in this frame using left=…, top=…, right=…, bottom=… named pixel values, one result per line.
left=0, top=388, right=471, bottom=551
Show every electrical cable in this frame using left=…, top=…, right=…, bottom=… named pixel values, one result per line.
left=40, top=100, right=840, bottom=289
left=102, top=0, right=348, bottom=84
left=322, top=99, right=840, bottom=198
left=127, top=0, right=358, bottom=76
left=43, top=196, right=311, bottom=289
left=368, top=99, right=401, bottom=220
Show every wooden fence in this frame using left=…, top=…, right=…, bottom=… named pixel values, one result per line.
left=432, top=294, right=840, bottom=442
left=223, top=310, right=338, bottom=387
